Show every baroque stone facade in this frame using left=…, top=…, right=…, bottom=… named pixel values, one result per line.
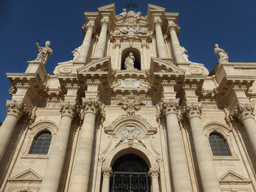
left=1, top=3, right=256, bottom=192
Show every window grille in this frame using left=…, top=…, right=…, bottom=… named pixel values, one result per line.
left=29, top=131, right=52, bottom=155
left=209, top=133, right=231, bottom=156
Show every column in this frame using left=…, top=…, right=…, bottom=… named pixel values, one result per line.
left=186, top=103, right=221, bottom=192
left=141, top=38, right=148, bottom=70
left=77, top=21, right=95, bottom=63
left=114, top=38, right=121, bottom=69
left=236, top=103, right=256, bottom=154
left=160, top=101, right=192, bottom=192
left=149, top=170, right=160, bottom=192
left=69, top=99, right=104, bottom=192
left=0, top=100, right=25, bottom=160
left=101, top=168, right=112, bottom=192
left=168, top=21, right=188, bottom=64
left=94, top=17, right=109, bottom=58
left=39, top=103, right=75, bottom=192
left=154, top=17, right=168, bottom=58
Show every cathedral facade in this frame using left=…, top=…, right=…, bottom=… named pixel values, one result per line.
left=1, top=3, right=256, bottom=192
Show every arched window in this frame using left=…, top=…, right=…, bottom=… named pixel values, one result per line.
left=209, top=133, right=231, bottom=156
left=29, top=131, right=52, bottom=155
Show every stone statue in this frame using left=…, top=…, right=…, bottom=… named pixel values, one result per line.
left=180, top=46, right=189, bottom=62
left=119, top=9, right=127, bottom=17
left=214, top=44, right=229, bottom=63
left=124, top=52, right=135, bottom=70
left=135, top=11, right=141, bottom=20
left=35, top=41, right=53, bottom=65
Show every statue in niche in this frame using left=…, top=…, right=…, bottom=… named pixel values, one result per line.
left=34, top=41, right=53, bottom=65
left=214, top=44, right=229, bottom=63
left=124, top=52, right=135, bottom=70
left=119, top=8, right=127, bottom=17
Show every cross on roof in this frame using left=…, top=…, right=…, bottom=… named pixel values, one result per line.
left=125, top=2, right=138, bottom=11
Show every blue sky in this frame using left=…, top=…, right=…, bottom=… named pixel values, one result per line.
left=0, top=0, right=255, bottom=122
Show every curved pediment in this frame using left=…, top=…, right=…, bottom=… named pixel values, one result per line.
left=105, top=114, right=157, bottom=136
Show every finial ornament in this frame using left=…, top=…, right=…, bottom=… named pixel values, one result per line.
left=34, top=41, right=53, bottom=65
left=124, top=52, right=135, bottom=70
left=214, top=44, right=229, bottom=63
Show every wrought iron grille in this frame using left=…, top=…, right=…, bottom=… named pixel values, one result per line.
left=111, top=172, right=150, bottom=192
left=29, top=131, right=52, bottom=155
left=209, top=133, right=231, bottom=156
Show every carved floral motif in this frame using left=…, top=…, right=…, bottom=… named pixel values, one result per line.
left=60, top=102, right=77, bottom=118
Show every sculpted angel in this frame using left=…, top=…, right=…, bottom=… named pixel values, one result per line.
left=125, top=52, right=135, bottom=70
left=35, top=41, right=53, bottom=65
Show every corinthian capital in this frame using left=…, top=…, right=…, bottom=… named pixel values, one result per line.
left=148, top=169, right=159, bottom=178
left=184, top=102, right=202, bottom=119
left=101, top=17, right=109, bottom=26
left=6, top=100, right=27, bottom=119
left=159, top=101, right=179, bottom=115
left=60, top=102, right=76, bottom=118
left=82, top=98, right=105, bottom=117
left=102, top=168, right=113, bottom=178
left=234, top=103, right=255, bottom=122
left=154, top=17, right=162, bottom=26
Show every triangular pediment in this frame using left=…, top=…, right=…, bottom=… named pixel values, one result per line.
left=148, top=4, right=165, bottom=13
left=98, top=3, right=115, bottom=13
left=219, top=170, right=251, bottom=184
left=150, top=58, right=186, bottom=74
left=77, top=57, right=111, bottom=74
left=9, top=168, right=42, bottom=181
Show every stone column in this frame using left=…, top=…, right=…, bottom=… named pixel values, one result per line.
left=168, top=21, right=188, bottom=64
left=185, top=103, right=221, bottom=192
left=154, top=17, right=168, bottom=58
left=94, top=17, right=109, bottom=58
left=114, top=38, right=121, bottom=69
left=160, top=101, right=192, bottom=192
left=149, top=170, right=160, bottom=192
left=141, top=38, right=148, bottom=70
left=77, top=21, right=95, bottom=63
left=101, top=168, right=112, bottom=192
left=39, top=103, right=75, bottom=192
left=236, top=103, right=256, bottom=154
left=69, top=99, right=104, bottom=192
left=0, top=100, right=25, bottom=160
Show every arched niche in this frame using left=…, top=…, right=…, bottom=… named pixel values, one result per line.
left=121, top=48, right=141, bottom=70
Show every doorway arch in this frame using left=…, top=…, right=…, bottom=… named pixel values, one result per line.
left=111, top=153, right=150, bottom=192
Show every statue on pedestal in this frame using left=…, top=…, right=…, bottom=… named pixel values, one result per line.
left=125, top=52, right=135, bottom=70
left=34, top=41, right=53, bottom=65
left=214, top=44, right=229, bottom=63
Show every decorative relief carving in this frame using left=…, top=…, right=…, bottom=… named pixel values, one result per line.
left=102, top=168, right=113, bottom=178
left=60, top=102, right=77, bottom=118
left=154, top=17, right=162, bottom=26
left=148, top=169, right=159, bottom=178
left=9, top=86, right=17, bottom=96
left=233, top=103, right=255, bottom=122
left=101, top=17, right=109, bottom=26
left=116, top=92, right=145, bottom=116
left=115, top=126, right=146, bottom=148
left=28, top=106, right=37, bottom=125
left=119, top=25, right=148, bottom=37
left=6, top=100, right=27, bottom=119
left=159, top=101, right=179, bottom=115
left=112, top=79, right=149, bottom=89
left=184, top=103, right=202, bottom=119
